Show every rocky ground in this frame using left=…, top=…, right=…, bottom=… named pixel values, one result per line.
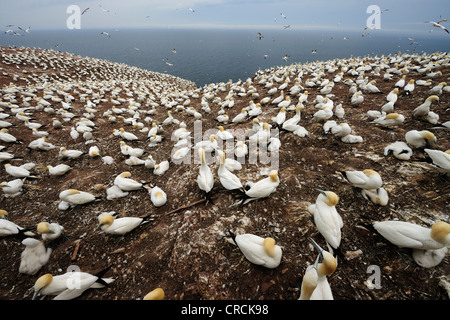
left=0, top=47, right=449, bottom=301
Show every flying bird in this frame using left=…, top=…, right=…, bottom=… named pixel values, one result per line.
left=100, top=32, right=110, bottom=37
left=425, top=20, right=449, bottom=33
left=81, top=8, right=90, bottom=15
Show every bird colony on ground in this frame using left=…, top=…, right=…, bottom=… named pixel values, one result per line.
left=0, top=47, right=449, bottom=300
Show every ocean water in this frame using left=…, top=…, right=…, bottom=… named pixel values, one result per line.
left=1, top=28, right=448, bottom=87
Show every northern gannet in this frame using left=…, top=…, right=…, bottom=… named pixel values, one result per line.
left=217, top=150, right=243, bottom=191
left=37, top=222, right=64, bottom=241
left=32, top=265, right=115, bottom=300
left=149, top=186, right=167, bottom=207
left=405, top=130, right=436, bottom=148
left=412, top=95, right=439, bottom=118
left=114, top=171, right=144, bottom=191
left=308, top=190, right=342, bottom=250
left=243, top=170, right=279, bottom=204
left=196, top=148, right=214, bottom=196
left=143, top=288, right=165, bottom=300
left=309, top=238, right=337, bottom=300
left=424, top=149, right=450, bottom=173
left=373, top=220, right=450, bottom=268
left=341, top=169, right=383, bottom=190
left=59, top=189, right=99, bottom=206
left=227, top=231, right=282, bottom=269
left=361, top=187, right=389, bottom=206
left=4, top=163, right=34, bottom=178
left=97, top=213, right=147, bottom=235
left=371, top=112, right=405, bottom=127
left=0, top=178, right=24, bottom=197
left=0, top=210, right=33, bottom=237
left=59, top=147, right=85, bottom=159
left=19, top=238, right=52, bottom=275
left=384, top=141, right=413, bottom=160
left=298, top=262, right=319, bottom=300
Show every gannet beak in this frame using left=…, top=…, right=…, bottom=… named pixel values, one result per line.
left=309, top=238, right=324, bottom=260
left=32, top=289, right=40, bottom=300
left=316, top=189, right=326, bottom=196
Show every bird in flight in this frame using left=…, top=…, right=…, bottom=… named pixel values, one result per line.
left=188, top=8, right=195, bottom=13
left=18, top=26, right=30, bottom=34
left=257, top=32, right=264, bottom=40
left=425, top=19, right=449, bottom=33
left=100, top=31, right=110, bottom=37
left=282, top=54, right=290, bottom=61
left=281, top=13, right=287, bottom=19
left=81, top=8, right=90, bottom=15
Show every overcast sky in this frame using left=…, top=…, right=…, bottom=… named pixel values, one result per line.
left=0, top=0, right=449, bottom=34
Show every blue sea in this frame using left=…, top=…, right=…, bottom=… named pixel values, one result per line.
left=1, top=28, right=448, bottom=87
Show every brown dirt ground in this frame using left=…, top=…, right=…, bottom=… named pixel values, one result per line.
left=0, top=47, right=449, bottom=301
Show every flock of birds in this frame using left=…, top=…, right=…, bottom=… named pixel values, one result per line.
left=0, top=45, right=449, bottom=300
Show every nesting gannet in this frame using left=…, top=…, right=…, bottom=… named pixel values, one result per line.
left=424, top=149, right=450, bottom=173
left=59, top=147, right=85, bottom=159
left=32, top=265, right=115, bottom=300
left=334, top=103, right=345, bottom=119
left=0, top=210, right=33, bottom=237
left=197, top=148, right=214, bottom=196
left=0, top=129, right=21, bottom=144
left=217, top=150, right=243, bottom=191
left=19, top=238, right=52, bottom=275
left=143, top=288, right=165, bottom=300
left=0, top=178, right=24, bottom=197
left=28, top=137, right=55, bottom=151
left=371, top=112, right=405, bottom=127
left=395, top=75, right=406, bottom=88
left=114, top=171, right=143, bottom=191
left=330, top=123, right=351, bottom=138
left=232, top=108, right=247, bottom=124
left=403, top=79, right=415, bottom=95
left=37, top=222, right=64, bottom=241
left=59, top=189, right=99, bottom=206
left=309, top=238, right=337, bottom=300
left=4, top=163, right=34, bottom=178
left=153, top=160, right=169, bottom=176
left=282, top=105, right=303, bottom=131
left=118, top=128, right=139, bottom=141
left=149, top=186, right=167, bottom=207
left=341, top=169, right=383, bottom=190
left=405, top=130, right=436, bottom=148
left=88, top=146, right=101, bottom=157
left=384, top=141, right=413, bottom=160
left=412, top=95, right=439, bottom=118
left=373, top=221, right=450, bottom=268
left=243, top=170, right=279, bottom=204
left=227, top=231, right=282, bottom=269
left=350, top=92, right=364, bottom=106
left=195, top=134, right=218, bottom=153
left=234, top=140, right=248, bottom=158
left=97, top=213, right=147, bottom=235
left=308, top=190, right=342, bottom=250
left=386, top=88, right=399, bottom=103
left=361, top=187, right=389, bottom=206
